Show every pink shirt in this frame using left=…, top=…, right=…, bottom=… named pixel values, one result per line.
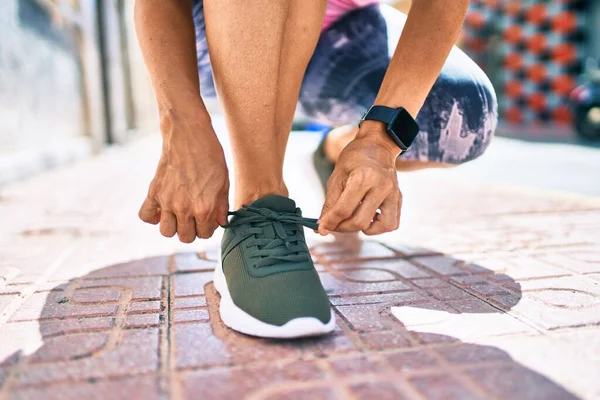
left=323, top=0, right=380, bottom=30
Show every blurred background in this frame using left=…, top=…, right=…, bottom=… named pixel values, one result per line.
left=0, top=0, right=599, bottom=192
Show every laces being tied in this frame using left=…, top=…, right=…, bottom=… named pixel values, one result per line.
left=227, top=205, right=319, bottom=268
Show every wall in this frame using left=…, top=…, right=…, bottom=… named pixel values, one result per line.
left=0, top=0, right=89, bottom=183
left=463, top=0, right=588, bottom=126
left=0, top=0, right=159, bottom=185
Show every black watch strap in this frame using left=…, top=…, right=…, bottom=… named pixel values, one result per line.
left=360, top=105, right=398, bottom=126
left=359, top=105, right=420, bottom=151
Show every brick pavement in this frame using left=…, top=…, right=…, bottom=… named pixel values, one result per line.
left=1, top=133, right=599, bottom=399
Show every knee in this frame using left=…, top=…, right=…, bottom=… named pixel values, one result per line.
left=416, top=72, right=498, bottom=165
left=299, top=5, right=389, bottom=125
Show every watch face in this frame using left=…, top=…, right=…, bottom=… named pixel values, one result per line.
left=388, top=107, right=418, bottom=150
left=387, top=108, right=403, bottom=137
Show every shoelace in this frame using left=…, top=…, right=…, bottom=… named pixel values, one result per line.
left=226, top=206, right=318, bottom=268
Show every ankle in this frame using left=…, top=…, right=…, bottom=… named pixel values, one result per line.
left=234, top=181, right=289, bottom=209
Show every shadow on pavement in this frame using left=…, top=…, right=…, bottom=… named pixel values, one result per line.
left=0, top=238, right=580, bottom=399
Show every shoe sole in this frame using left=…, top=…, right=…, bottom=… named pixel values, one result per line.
left=213, top=259, right=335, bottom=339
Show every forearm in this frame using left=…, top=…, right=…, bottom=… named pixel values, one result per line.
left=134, top=0, right=210, bottom=127
left=374, top=0, right=469, bottom=117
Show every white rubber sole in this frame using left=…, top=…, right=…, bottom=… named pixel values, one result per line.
left=213, top=259, right=335, bottom=339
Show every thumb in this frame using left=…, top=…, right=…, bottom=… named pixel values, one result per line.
left=215, top=192, right=230, bottom=227
left=318, top=179, right=343, bottom=234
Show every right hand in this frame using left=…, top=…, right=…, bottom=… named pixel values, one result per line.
left=138, top=112, right=229, bottom=243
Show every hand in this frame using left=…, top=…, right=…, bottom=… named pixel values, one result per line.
left=138, top=111, right=229, bottom=243
left=318, top=123, right=402, bottom=235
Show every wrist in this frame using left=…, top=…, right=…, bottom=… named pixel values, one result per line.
left=355, top=120, right=402, bottom=159
left=159, top=102, right=213, bottom=139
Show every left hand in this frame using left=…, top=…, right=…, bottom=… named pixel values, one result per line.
left=318, top=123, right=402, bottom=235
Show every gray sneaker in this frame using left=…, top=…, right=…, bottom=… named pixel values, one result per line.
left=214, top=194, right=334, bottom=338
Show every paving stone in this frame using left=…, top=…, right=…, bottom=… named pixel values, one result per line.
left=537, top=252, right=600, bottom=274
left=29, top=332, right=108, bottom=363
left=386, top=349, right=438, bottom=372
left=468, top=283, right=512, bottom=297
left=266, top=387, right=338, bottom=400
left=127, top=300, right=162, bottom=313
left=337, top=268, right=398, bottom=282
left=359, top=330, right=412, bottom=350
left=449, top=275, right=489, bottom=287
left=34, top=281, right=69, bottom=292
left=174, top=309, right=210, bottom=323
left=332, top=259, right=431, bottom=279
left=466, top=365, right=580, bottom=400
left=84, top=256, right=170, bottom=278
left=10, top=292, right=118, bottom=322
left=473, top=257, right=570, bottom=281
left=173, top=272, right=214, bottom=297
left=447, top=298, right=503, bottom=314
left=38, top=316, right=114, bottom=337
left=335, top=304, right=396, bottom=332
left=531, top=289, right=600, bottom=309
left=182, top=360, right=325, bottom=399
left=313, top=241, right=397, bottom=263
left=412, top=332, right=462, bottom=345
left=174, top=252, right=217, bottom=272
left=175, top=323, right=231, bottom=368
left=411, top=374, right=483, bottom=400
left=181, top=370, right=243, bottom=400
left=77, top=276, right=163, bottom=300
left=319, top=273, right=410, bottom=296
left=329, top=291, right=429, bottom=307
left=426, top=286, right=477, bottom=301
left=174, top=296, right=207, bottom=309
left=411, top=278, right=454, bottom=289
left=305, top=332, right=356, bottom=356
left=413, top=256, right=467, bottom=276
left=0, top=284, right=28, bottom=295
left=10, top=375, right=162, bottom=400
left=588, top=273, right=600, bottom=282
left=71, top=287, right=121, bottom=303
left=0, top=294, right=18, bottom=314
left=125, top=313, right=161, bottom=328
left=391, top=306, right=536, bottom=340
left=328, top=354, right=390, bottom=376
left=14, top=328, right=160, bottom=386
left=518, top=275, right=600, bottom=295
left=437, top=343, right=512, bottom=365
left=349, top=381, right=409, bottom=400
left=495, top=296, right=600, bottom=330
left=378, top=243, right=440, bottom=257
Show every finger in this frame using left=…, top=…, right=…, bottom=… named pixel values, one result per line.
left=195, top=213, right=219, bottom=239
left=215, top=191, right=230, bottom=227
left=176, top=215, right=196, bottom=243
left=364, top=190, right=402, bottom=236
left=159, top=211, right=177, bottom=238
left=319, top=177, right=370, bottom=234
left=192, top=198, right=220, bottom=238
left=318, top=178, right=343, bottom=235
left=335, top=189, right=386, bottom=233
left=138, top=197, right=160, bottom=225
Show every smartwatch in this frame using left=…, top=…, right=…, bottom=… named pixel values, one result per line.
left=358, top=105, right=420, bottom=151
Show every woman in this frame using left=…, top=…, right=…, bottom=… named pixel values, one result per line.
left=134, top=0, right=497, bottom=338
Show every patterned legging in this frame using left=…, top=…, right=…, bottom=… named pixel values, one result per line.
left=193, top=3, right=498, bottom=164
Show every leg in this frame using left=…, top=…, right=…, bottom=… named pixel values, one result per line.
left=301, top=5, right=498, bottom=170
left=198, top=0, right=326, bottom=208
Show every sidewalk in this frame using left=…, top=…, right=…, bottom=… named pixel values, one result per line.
left=1, top=131, right=599, bottom=399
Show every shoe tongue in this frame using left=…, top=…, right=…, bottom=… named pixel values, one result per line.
left=249, top=194, right=296, bottom=213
